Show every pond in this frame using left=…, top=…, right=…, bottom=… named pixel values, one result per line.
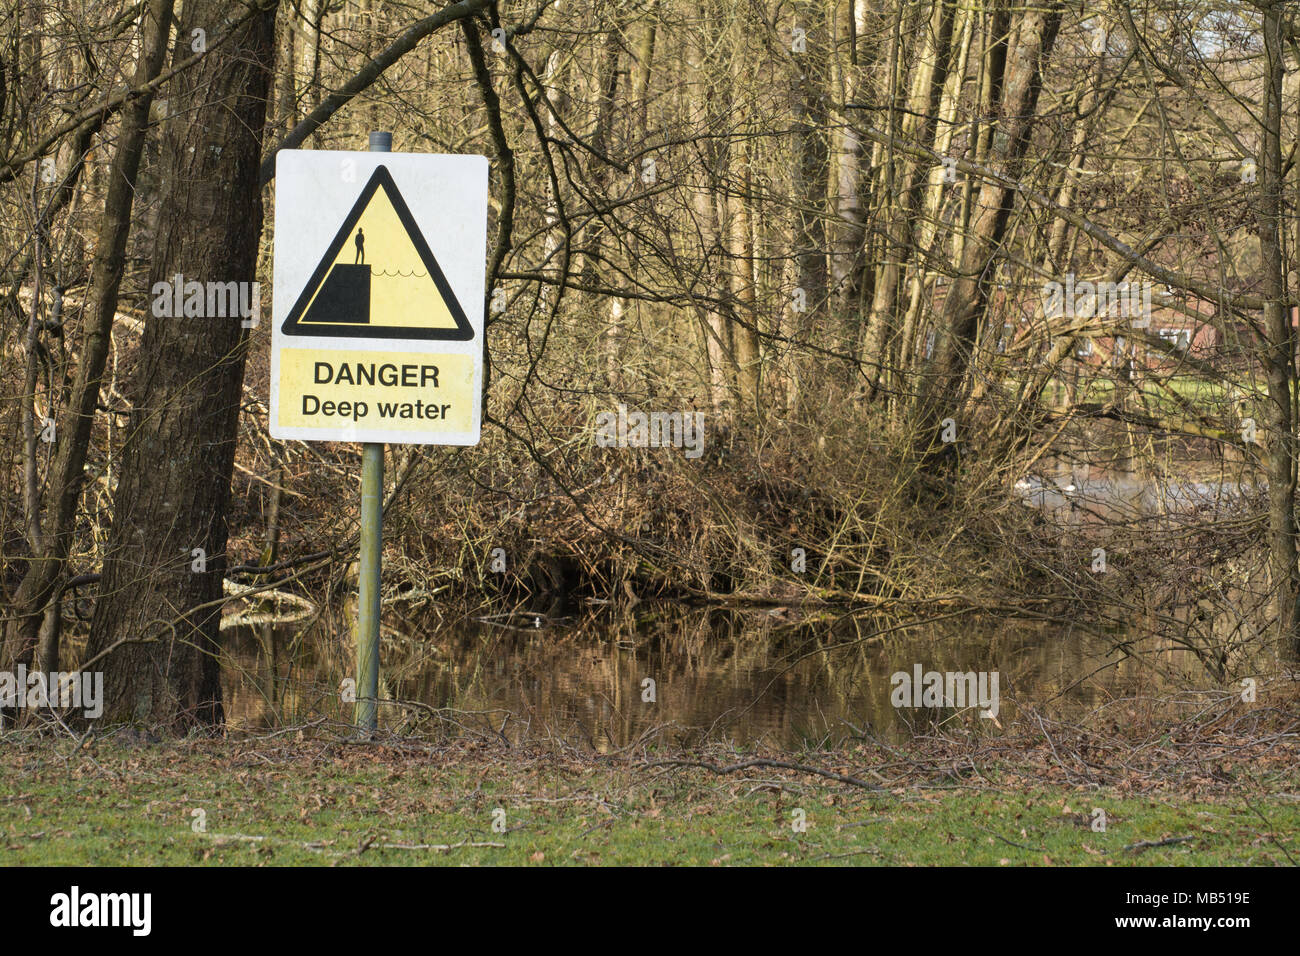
left=221, top=602, right=1211, bottom=749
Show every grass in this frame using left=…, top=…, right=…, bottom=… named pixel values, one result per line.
left=1067, top=375, right=1237, bottom=411
left=2, top=736, right=1297, bottom=866
left=1003, top=372, right=1246, bottom=422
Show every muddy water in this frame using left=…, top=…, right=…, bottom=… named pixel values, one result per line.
left=222, top=604, right=1208, bottom=748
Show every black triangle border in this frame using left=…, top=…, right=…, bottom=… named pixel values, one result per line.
left=280, top=164, right=474, bottom=341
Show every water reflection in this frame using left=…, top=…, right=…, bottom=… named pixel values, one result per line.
left=222, top=604, right=1208, bottom=749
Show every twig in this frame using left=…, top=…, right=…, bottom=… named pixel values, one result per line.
left=1122, top=835, right=1195, bottom=852
left=378, top=841, right=504, bottom=851
left=977, top=826, right=1045, bottom=852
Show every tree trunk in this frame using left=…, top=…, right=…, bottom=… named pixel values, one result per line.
left=1258, top=1, right=1298, bottom=651
left=787, top=0, right=829, bottom=415
left=860, top=0, right=955, bottom=398
left=915, top=1, right=1060, bottom=445
left=82, top=0, right=277, bottom=730
left=688, top=10, right=735, bottom=418
left=583, top=18, right=621, bottom=388
left=732, top=141, right=761, bottom=411
left=894, top=0, right=975, bottom=420
left=828, top=0, right=875, bottom=316
left=603, top=1, right=659, bottom=394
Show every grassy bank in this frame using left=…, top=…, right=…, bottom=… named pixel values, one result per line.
left=2, top=733, right=1296, bottom=866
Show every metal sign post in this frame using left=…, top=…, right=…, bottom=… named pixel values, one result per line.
left=356, top=437, right=382, bottom=730
left=354, top=131, right=390, bottom=733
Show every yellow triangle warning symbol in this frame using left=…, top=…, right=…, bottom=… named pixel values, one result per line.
left=281, top=165, right=473, bottom=340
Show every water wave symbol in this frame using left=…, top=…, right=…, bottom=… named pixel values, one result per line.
left=370, top=268, right=428, bottom=278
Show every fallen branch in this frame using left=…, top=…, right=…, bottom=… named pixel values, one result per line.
left=1122, top=835, right=1195, bottom=853
left=378, top=841, right=505, bottom=851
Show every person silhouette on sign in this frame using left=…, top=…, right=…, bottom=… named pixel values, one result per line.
left=354, top=228, right=365, bottom=264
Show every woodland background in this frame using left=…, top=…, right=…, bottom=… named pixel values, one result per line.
left=2, top=0, right=1299, bottom=729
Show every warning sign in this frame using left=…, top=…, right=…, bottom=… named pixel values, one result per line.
left=269, top=150, right=487, bottom=445
left=280, top=166, right=473, bottom=340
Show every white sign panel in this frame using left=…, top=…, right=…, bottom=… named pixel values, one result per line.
left=269, top=149, right=488, bottom=445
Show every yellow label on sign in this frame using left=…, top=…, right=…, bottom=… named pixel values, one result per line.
left=276, top=349, right=475, bottom=434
